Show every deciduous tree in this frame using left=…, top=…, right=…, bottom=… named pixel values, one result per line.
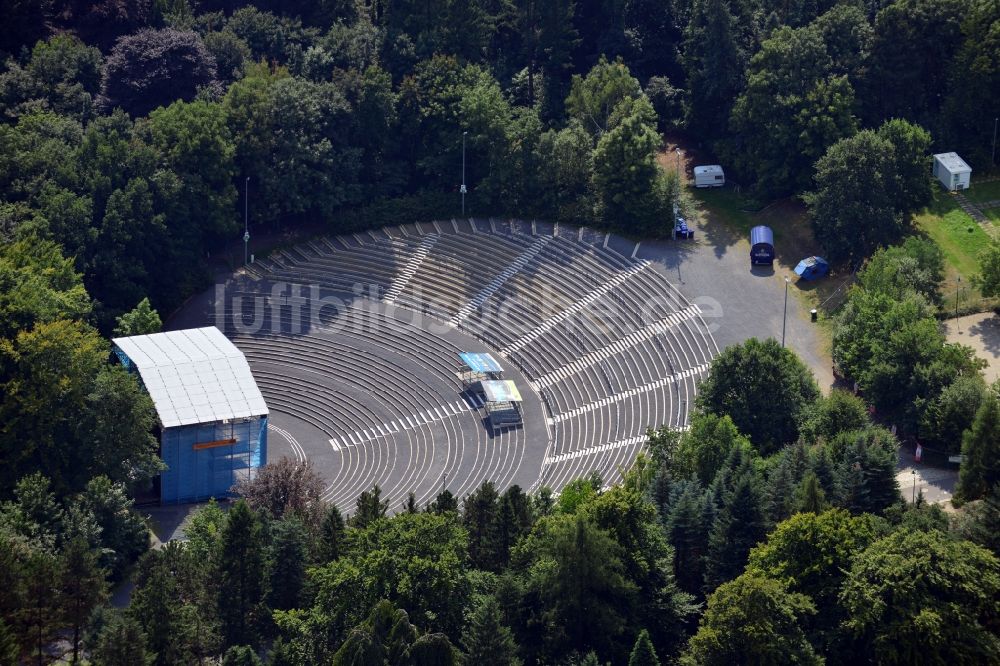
left=681, top=574, right=821, bottom=665
left=696, top=338, right=819, bottom=454
left=99, top=28, right=218, bottom=117
left=840, top=528, right=1000, bottom=663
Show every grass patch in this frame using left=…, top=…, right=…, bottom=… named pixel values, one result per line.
left=915, top=189, right=992, bottom=283
left=689, top=187, right=756, bottom=234
left=966, top=180, right=1000, bottom=204
left=985, top=208, right=1000, bottom=224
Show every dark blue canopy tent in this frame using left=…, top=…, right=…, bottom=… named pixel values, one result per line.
left=750, top=226, right=774, bottom=265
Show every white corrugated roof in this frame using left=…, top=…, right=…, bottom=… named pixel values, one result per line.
left=694, top=164, right=724, bottom=174
left=113, top=327, right=268, bottom=428
left=934, top=152, right=971, bottom=174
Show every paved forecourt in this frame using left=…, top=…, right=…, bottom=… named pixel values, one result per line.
left=187, top=218, right=718, bottom=511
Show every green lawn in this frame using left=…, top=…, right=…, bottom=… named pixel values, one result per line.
left=966, top=180, right=1000, bottom=204
left=689, top=186, right=756, bottom=234
left=915, top=189, right=993, bottom=282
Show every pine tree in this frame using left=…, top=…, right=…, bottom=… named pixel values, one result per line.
left=92, top=612, right=154, bottom=666
left=957, top=488, right=1000, bottom=557
left=665, top=479, right=710, bottom=595
left=704, top=471, right=767, bottom=591
left=628, top=629, right=660, bottom=666
left=461, top=596, right=521, bottom=666
left=429, top=489, right=459, bottom=515
left=537, top=0, right=579, bottom=120
left=464, top=481, right=500, bottom=571
left=495, top=486, right=533, bottom=569
left=352, top=485, right=389, bottom=528
left=810, top=445, right=841, bottom=505
left=18, top=548, right=61, bottom=666
left=316, top=504, right=345, bottom=563
left=765, top=453, right=797, bottom=526
left=957, top=397, right=1000, bottom=503
left=0, top=618, right=17, bottom=666
left=266, top=518, right=307, bottom=611
left=222, top=645, right=263, bottom=666
left=218, top=500, right=265, bottom=648
left=60, top=537, right=108, bottom=663
left=129, top=546, right=182, bottom=665
left=839, top=435, right=901, bottom=514
left=793, top=471, right=829, bottom=514
left=682, top=0, right=748, bottom=140
left=404, top=491, right=418, bottom=514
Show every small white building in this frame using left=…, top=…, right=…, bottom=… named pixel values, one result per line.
left=694, top=164, right=725, bottom=188
left=933, top=152, right=971, bottom=191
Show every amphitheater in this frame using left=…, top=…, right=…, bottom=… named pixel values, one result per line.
left=204, top=218, right=720, bottom=511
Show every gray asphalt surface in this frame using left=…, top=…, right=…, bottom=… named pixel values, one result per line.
left=168, top=217, right=835, bottom=512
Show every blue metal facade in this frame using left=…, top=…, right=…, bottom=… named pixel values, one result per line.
left=159, top=416, right=268, bottom=504
left=114, top=344, right=268, bottom=504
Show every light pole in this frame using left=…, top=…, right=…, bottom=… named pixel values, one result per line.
left=243, top=177, right=250, bottom=266
left=911, top=469, right=917, bottom=503
left=461, top=131, right=467, bottom=216
left=781, top=276, right=790, bottom=347
left=956, top=276, right=962, bottom=332
left=675, top=148, right=683, bottom=179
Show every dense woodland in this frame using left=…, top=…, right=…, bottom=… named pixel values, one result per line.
left=2, top=0, right=1000, bottom=663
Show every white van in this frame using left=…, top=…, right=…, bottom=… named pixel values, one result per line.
left=694, top=164, right=725, bottom=188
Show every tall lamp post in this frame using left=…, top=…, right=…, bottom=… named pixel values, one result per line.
left=461, top=131, right=468, bottom=216
left=675, top=148, right=683, bottom=180
left=243, top=177, right=250, bottom=266
left=781, top=276, right=790, bottom=347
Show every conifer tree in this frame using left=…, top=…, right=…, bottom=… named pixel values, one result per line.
left=838, top=434, right=900, bottom=514
left=266, top=518, right=307, bottom=611
left=429, top=489, right=459, bottom=515
left=316, top=504, right=346, bottom=563
left=682, top=0, right=748, bottom=140
left=222, top=645, right=263, bottom=666
left=464, top=481, right=500, bottom=571
left=461, top=596, right=521, bottom=666
left=92, top=612, right=155, bottom=666
left=219, top=500, right=265, bottom=648
left=60, top=536, right=108, bottom=663
left=665, top=479, right=710, bottom=595
left=957, top=396, right=1000, bottom=502
left=765, top=453, right=798, bottom=525
left=704, top=471, right=767, bottom=591
left=793, top=471, right=829, bottom=514
left=352, top=485, right=389, bottom=528
left=628, top=629, right=660, bottom=666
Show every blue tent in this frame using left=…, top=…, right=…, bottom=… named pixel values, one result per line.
left=750, top=226, right=774, bottom=265
left=459, top=352, right=503, bottom=374
left=794, top=256, right=829, bottom=281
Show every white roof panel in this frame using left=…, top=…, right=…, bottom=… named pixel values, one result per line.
left=112, top=326, right=268, bottom=428
left=934, top=152, right=971, bottom=174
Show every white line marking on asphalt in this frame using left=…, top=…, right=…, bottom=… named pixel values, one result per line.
left=529, top=304, right=702, bottom=390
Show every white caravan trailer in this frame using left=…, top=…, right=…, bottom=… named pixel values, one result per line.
left=932, top=152, right=971, bottom=191
left=694, top=164, right=725, bottom=188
